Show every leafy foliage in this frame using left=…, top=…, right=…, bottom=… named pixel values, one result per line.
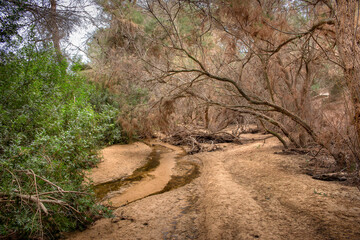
left=0, top=0, right=24, bottom=43
left=0, top=45, right=123, bottom=239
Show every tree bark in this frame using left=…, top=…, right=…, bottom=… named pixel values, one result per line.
left=335, top=0, right=360, bottom=145
left=50, top=0, right=62, bottom=61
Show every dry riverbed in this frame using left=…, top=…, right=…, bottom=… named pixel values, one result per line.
left=66, top=135, right=360, bottom=240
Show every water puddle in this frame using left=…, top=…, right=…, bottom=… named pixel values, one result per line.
left=94, top=144, right=170, bottom=201
left=93, top=142, right=199, bottom=208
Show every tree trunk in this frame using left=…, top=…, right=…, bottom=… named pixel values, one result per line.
left=50, top=0, right=62, bottom=61
left=335, top=0, right=360, bottom=146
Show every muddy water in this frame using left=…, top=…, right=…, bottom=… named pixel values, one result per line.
left=94, top=145, right=170, bottom=200
left=94, top=142, right=186, bottom=208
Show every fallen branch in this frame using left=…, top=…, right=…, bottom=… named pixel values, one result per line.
left=19, top=170, right=65, bottom=194
left=0, top=192, right=82, bottom=215
left=163, top=127, right=243, bottom=154
left=0, top=192, right=49, bottom=215
left=275, top=148, right=310, bottom=155
left=312, top=172, right=347, bottom=181
left=37, top=190, right=89, bottom=196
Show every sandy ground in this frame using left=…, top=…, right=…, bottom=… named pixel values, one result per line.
left=67, top=135, right=360, bottom=240
left=102, top=141, right=185, bottom=207
left=87, top=142, right=151, bottom=185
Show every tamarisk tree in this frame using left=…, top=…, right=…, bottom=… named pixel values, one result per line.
left=121, top=0, right=359, bottom=174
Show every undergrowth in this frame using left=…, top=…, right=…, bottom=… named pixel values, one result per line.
left=0, top=45, right=124, bottom=239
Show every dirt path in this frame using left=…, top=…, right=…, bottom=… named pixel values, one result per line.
left=67, top=135, right=360, bottom=240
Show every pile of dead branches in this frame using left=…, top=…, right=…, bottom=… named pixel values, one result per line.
left=162, top=129, right=242, bottom=154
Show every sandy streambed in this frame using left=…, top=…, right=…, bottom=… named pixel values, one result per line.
left=96, top=142, right=186, bottom=207
left=67, top=136, right=360, bottom=240
left=86, top=142, right=152, bottom=185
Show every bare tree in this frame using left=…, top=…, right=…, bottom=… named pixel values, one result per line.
left=128, top=0, right=358, bottom=173
left=1, top=0, right=89, bottom=59
left=91, top=0, right=360, bottom=181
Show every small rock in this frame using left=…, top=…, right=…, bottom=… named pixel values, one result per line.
left=111, top=217, right=120, bottom=223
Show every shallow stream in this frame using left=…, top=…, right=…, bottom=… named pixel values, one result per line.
left=93, top=142, right=197, bottom=208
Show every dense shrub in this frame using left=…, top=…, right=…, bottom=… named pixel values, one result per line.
left=0, top=46, right=123, bottom=239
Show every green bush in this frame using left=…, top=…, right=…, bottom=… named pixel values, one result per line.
left=0, top=45, right=123, bottom=239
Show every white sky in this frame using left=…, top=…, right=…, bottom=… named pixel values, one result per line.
left=65, top=1, right=101, bottom=62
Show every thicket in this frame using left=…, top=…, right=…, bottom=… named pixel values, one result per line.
left=92, top=1, right=360, bottom=182
left=0, top=45, right=124, bottom=239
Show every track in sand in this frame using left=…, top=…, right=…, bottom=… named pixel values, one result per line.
left=66, top=135, right=360, bottom=240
